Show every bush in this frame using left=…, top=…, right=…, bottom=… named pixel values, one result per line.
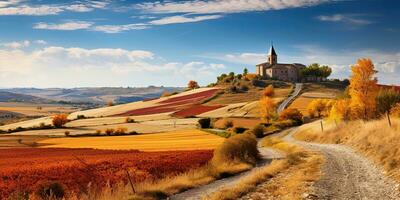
left=76, top=115, right=86, bottom=120
left=212, top=134, right=259, bottom=166
left=35, top=182, right=65, bottom=199
left=252, top=79, right=266, bottom=87
left=233, top=127, right=247, bottom=134
left=115, top=127, right=128, bottom=135
left=125, top=117, right=135, bottom=123
left=223, top=119, right=234, bottom=129
left=64, top=131, right=70, bottom=137
left=273, top=120, right=296, bottom=129
left=279, top=108, right=303, bottom=125
left=239, top=84, right=249, bottom=92
left=95, top=130, right=102, bottom=136
left=52, top=114, right=69, bottom=128
left=251, top=124, right=265, bottom=138
left=198, top=118, right=211, bottom=129
left=226, top=85, right=238, bottom=93
left=105, top=128, right=115, bottom=136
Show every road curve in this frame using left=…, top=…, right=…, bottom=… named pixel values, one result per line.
left=170, top=147, right=284, bottom=200
left=277, top=83, right=302, bottom=114
left=284, top=128, right=400, bottom=200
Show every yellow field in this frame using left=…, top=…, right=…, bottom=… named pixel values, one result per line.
left=38, top=129, right=225, bottom=151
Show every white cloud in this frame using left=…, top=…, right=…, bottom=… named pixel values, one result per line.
left=2, top=40, right=30, bottom=48
left=34, top=21, right=93, bottom=30
left=136, top=0, right=331, bottom=14
left=0, top=45, right=225, bottom=87
left=34, top=40, right=47, bottom=45
left=92, top=23, right=149, bottom=33
left=0, top=1, right=109, bottom=16
left=317, top=14, right=373, bottom=25
left=150, top=14, right=223, bottom=25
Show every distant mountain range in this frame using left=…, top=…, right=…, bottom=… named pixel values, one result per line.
left=0, top=87, right=184, bottom=104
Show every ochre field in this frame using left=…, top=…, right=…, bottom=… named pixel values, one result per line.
left=38, top=129, right=225, bottom=151
left=0, top=148, right=212, bottom=199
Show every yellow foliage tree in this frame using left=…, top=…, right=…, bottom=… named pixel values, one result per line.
left=259, top=96, right=276, bottom=123
left=349, top=58, right=379, bottom=120
left=307, top=99, right=333, bottom=118
left=329, top=99, right=351, bottom=122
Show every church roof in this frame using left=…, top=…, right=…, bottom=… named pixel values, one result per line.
left=269, top=45, right=277, bottom=56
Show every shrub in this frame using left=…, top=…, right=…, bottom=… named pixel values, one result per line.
left=233, top=127, right=247, bottom=134
left=129, top=131, right=138, bottom=135
left=239, top=84, right=249, bottom=92
left=125, top=117, right=135, bottom=123
left=105, top=128, right=115, bottom=136
left=212, top=134, right=259, bottom=166
left=188, top=80, right=200, bottom=90
left=251, top=79, right=266, bottom=87
left=64, top=131, right=70, bottom=137
left=273, top=120, right=296, bottom=129
left=198, top=118, right=211, bottom=129
left=263, top=85, right=274, bottom=97
left=279, top=108, right=303, bottom=125
left=107, top=101, right=114, bottom=106
left=115, top=127, right=128, bottom=135
left=223, top=119, right=234, bottom=129
left=76, top=115, right=86, bottom=120
left=52, top=114, right=69, bottom=128
left=251, top=124, right=265, bottom=138
left=226, top=85, right=238, bottom=93
left=95, top=130, right=102, bottom=136
left=35, top=182, right=65, bottom=199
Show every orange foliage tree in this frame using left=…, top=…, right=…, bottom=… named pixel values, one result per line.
left=188, top=80, right=200, bottom=90
left=279, top=108, right=303, bottom=124
left=349, top=58, right=379, bottom=120
left=259, top=96, right=276, bottom=123
left=263, top=85, right=274, bottom=97
left=52, top=114, right=69, bottom=128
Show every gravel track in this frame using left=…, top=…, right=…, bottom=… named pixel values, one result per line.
left=285, top=129, right=400, bottom=200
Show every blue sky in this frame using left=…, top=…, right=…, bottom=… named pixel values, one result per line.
left=0, top=0, right=399, bottom=88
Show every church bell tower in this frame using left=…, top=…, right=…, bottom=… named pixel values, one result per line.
left=268, top=45, right=277, bottom=64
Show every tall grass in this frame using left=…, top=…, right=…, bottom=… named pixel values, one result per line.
left=295, top=118, right=400, bottom=181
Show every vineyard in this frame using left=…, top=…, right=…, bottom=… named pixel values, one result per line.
left=0, top=148, right=212, bottom=198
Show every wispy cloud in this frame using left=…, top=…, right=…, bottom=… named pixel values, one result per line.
left=149, top=14, right=223, bottom=25
left=92, top=23, right=149, bottom=33
left=0, top=0, right=109, bottom=16
left=317, top=14, right=373, bottom=26
left=136, top=0, right=332, bottom=14
left=34, top=21, right=94, bottom=31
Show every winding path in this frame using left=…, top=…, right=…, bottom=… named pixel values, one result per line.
left=284, top=128, right=400, bottom=200
left=277, top=83, right=302, bottom=114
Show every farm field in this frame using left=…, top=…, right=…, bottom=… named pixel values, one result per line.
left=0, top=148, right=212, bottom=199
left=38, top=129, right=225, bottom=151
left=213, top=117, right=262, bottom=129
left=0, top=102, right=78, bottom=116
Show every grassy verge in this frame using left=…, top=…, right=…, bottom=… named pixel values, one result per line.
left=294, top=117, right=400, bottom=182
left=204, top=137, right=323, bottom=200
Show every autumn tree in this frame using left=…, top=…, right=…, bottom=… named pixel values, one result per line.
left=307, top=99, right=333, bottom=118
left=259, top=96, right=276, bottom=123
left=329, top=99, right=351, bottom=122
left=349, top=58, right=379, bottom=120
left=188, top=80, right=200, bottom=90
left=376, top=88, right=400, bottom=126
left=52, top=114, right=69, bottom=128
left=263, top=85, right=274, bottom=97
left=279, top=108, right=303, bottom=124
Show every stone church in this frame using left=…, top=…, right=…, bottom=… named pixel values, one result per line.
left=256, top=45, right=305, bottom=82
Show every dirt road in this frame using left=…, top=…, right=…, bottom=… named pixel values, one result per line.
left=284, top=129, right=400, bottom=200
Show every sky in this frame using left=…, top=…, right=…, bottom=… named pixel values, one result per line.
left=0, top=0, right=399, bottom=88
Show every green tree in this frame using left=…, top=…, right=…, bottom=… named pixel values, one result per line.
left=243, top=68, right=248, bottom=76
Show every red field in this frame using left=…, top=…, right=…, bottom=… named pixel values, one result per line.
left=0, top=148, right=212, bottom=198
left=117, top=89, right=221, bottom=116
left=173, top=105, right=224, bottom=118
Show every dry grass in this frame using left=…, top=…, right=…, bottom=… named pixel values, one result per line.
left=213, top=118, right=262, bottom=129
left=205, top=137, right=323, bottom=200
left=0, top=102, right=77, bottom=116
left=294, top=117, right=400, bottom=181
left=38, top=129, right=225, bottom=151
